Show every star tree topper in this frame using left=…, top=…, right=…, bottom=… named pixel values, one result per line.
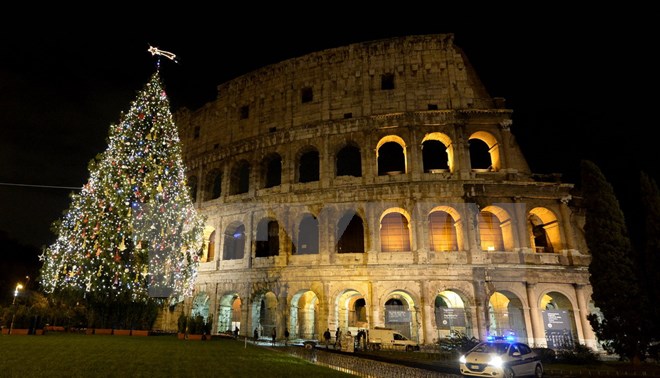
left=148, top=45, right=179, bottom=64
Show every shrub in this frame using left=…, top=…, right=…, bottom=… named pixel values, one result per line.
left=532, top=347, right=556, bottom=363
left=556, top=343, right=600, bottom=364
left=177, top=314, right=188, bottom=334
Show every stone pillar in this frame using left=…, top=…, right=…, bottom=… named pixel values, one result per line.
left=574, top=284, right=598, bottom=349
left=526, top=283, right=546, bottom=347
left=473, top=277, right=488, bottom=340
left=513, top=197, right=529, bottom=252
left=498, top=120, right=513, bottom=171
left=464, top=203, right=483, bottom=263
left=559, top=196, right=578, bottom=251
left=420, top=280, right=433, bottom=344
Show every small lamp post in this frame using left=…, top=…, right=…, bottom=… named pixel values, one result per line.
left=9, top=283, right=24, bottom=335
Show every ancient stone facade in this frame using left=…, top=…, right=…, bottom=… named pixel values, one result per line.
left=166, top=34, right=596, bottom=349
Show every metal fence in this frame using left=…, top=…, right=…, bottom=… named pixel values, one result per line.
left=284, top=348, right=457, bottom=378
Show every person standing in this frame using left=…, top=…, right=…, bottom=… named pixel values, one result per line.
left=271, top=328, right=277, bottom=346
left=254, top=327, right=259, bottom=342
left=335, top=328, right=342, bottom=349
left=234, top=326, right=239, bottom=340
left=284, top=328, right=290, bottom=346
left=323, top=328, right=331, bottom=349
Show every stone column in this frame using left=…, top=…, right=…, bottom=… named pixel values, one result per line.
left=526, top=282, right=546, bottom=347
left=420, top=280, right=433, bottom=344
left=559, top=196, right=577, bottom=251
left=498, top=120, right=513, bottom=171
left=513, top=197, right=528, bottom=252
left=574, top=284, right=598, bottom=349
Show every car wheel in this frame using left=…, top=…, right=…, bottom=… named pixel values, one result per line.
left=534, top=364, right=543, bottom=378
left=503, top=367, right=515, bottom=378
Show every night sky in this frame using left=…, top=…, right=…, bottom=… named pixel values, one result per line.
left=1, top=12, right=658, bottom=294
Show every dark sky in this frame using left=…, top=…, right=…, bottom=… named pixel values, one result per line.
left=1, top=13, right=658, bottom=260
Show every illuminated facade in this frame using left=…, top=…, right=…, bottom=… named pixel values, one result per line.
left=164, top=34, right=596, bottom=349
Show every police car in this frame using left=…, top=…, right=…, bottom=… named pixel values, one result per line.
left=459, top=336, right=543, bottom=378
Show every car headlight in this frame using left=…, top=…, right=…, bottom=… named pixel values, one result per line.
left=488, top=356, right=503, bottom=368
left=459, top=355, right=466, bottom=363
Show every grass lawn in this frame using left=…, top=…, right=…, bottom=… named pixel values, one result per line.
left=0, top=333, right=356, bottom=378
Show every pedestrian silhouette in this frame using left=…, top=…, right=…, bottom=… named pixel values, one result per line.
left=284, top=328, right=289, bottom=346
left=323, top=328, right=331, bottom=349
left=254, top=328, right=259, bottom=342
left=271, top=328, right=276, bottom=346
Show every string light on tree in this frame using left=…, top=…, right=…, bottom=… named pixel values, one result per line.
left=39, top=69, right=204, bottom=305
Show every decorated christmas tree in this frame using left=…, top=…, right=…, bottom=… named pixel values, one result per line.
left=40, top=70, right=204, bottom=308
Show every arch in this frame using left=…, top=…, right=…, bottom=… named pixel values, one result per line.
left=255, top=218, right=280, bottom=257
left=479, top=205, right=514, bottom=251
left=201, top=226, right=215, bottom=262
left=290, top=289, right=319, bottom=340
left=294, top=213, right=319, bottom=255
left=529, top=207, right=561, bottom=253
left=469, top=131, right=500, bottom=171
left=429, top=205, right=463, bottom=251
left=540, top=291, right=579, bottom=349
left=337, top=210, right=365, bottom=253
left=379, top=209, right=411, bottom=252
left=191, top=291, right=210, bottom=322
left=252, top=291, right=278, bottom=340
left=230, top=160, right=250, bottom=195
left=488, top=291, right=527, bottom=342
left=434, top=290, right=471, bottom=339
left=297, top=146, right=320, bottom=183
left=383, top=290, right=419, bottom=341
left=223, top=222, right=245, bottom=260
left=187, top=176, right=198, bottom=203
left=335, top=289, right=368, bottom=331
left=217, top=292, right=242, bottom=334
left=336, top=143, right=362, bottom=177
left=421, top=132, right=454, bottom=173
left=376, top=135, right=407, bottom=175
left=261, top=153, right=282, bottom=189
left=205, top=169, right=223, bottom=200
left=206, top=230, right=216, bottom=262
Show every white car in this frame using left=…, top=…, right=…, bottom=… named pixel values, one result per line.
left=459, top=338, right=543, bottom=378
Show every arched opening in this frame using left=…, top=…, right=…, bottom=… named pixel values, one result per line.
left=429, top=207, right=461, bottom=252
left=262, top=153, right=282, bottom=188
left=469, top=131, right=500, bottom=171
left=294, top=213, right=319, bottom=255
left=230, top=160, right=250, bottom=195
left=205, top=170, right=222, bottom=200
left=384, top=291, right=419, bottom=341
left=380, top=210, right=411, bottom=252
left=256, top=292, right=278, bottom=340
left=488, top=291, right=527, bottom=342
left=422, top=140, right=449, bottom=172
left=217, top=293, right=242, bottom=334
left=337, top=211, right=365, bottom=253
left=223, top=223, right=245, bottom=260
left=206, top=231, right=216, bottom=262
left=541, top=291, right=579, bottom=349
left=256, top=218, right=279, bottom=257
left=529, top=207, right=561, bottom=253
left=336, top=144, right=362, bottom=177
left=187, top=176, right=198, bottom=203
left=434, top=290, right=471, bottom=339
left=191, top=292, right=210, bottom=322
left=336, top=289, right=368, bottom=331
left=298, top=148, right=320, bottom=183
left=479, top=211, right=504, bottom=251
left=290, top=290, right=319, bottom=340
left=377, top=140, right=406, bottom=176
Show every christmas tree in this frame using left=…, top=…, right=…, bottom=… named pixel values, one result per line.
left=40, top=71, right=204, bottom=306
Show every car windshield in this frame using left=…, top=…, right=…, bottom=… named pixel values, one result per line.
left=471, top=342, right=510, bottom=355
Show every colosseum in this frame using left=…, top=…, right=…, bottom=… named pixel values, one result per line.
left=162, top=33, right=597, bottom=350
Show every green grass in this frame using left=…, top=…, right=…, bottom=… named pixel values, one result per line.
left=0, top=333, right=355, bottom=378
